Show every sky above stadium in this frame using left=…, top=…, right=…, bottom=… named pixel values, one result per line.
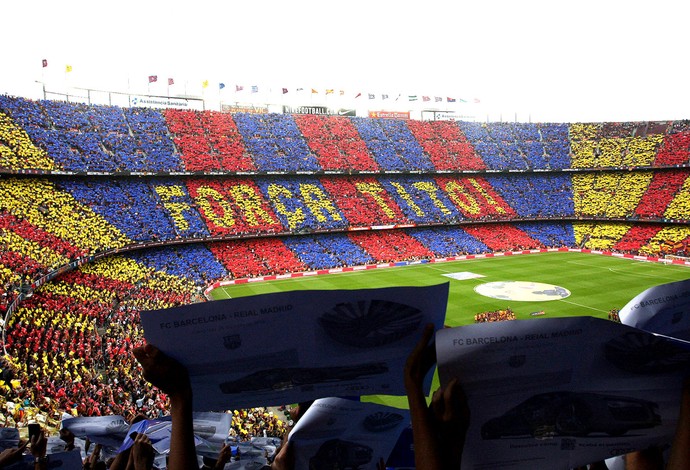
left=2, top=0, right=689, bottom=123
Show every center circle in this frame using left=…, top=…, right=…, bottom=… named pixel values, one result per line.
left=474, top=281, right=571, bottom=301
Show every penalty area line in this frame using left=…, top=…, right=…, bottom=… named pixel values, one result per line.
left=558, top=298, right=608, bottom=314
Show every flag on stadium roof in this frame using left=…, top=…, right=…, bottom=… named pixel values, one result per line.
left=42, top=59, right=48, bottom=68
left=355, top=92, right=362, bottom=98
left=447, top=97, right=455, bottom=102
left=282, top=88, right=288, bottom=94
left=474, top=98, right=481, bottom=103
left=219, top=83, right=226, bottom=90
left=168, top=78, right=174, bottom=86
left=202, top=80, right=209, bottom=89
left=65, top=65, right=73, bottom=73
left=297, top=87, right=304, bottom=92
left=408, top=95, right=418, bottom=101
left=326, top=89, right=334, bottom=95
left=251, top=85, right=258, bottom=93
left=311, top=88, right=318, bottom=94
left=235, top=85, right=244, bottom=92
left=422, top=96, right=430, bottom=102
left=382, top=94, right=389, bottom=100
left=148, top=75, right=157, bottom=83
left=368, top=94, right=375, bottom=99
left=434, top=96, right=442, bottom=102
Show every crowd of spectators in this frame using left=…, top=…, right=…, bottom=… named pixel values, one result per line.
left=3, top=95, right=690, bottom=456
left=293, top=114, right=380, bottom=171
left=3, top=94, right=690, bottom=176
left=0, top=109, right=55, bottom=171
left=232, top=113, right=322, bottom=172
left=656, top=130, right=690, bottom=166
left=351, top=116, right=435, bottom=171
left=348, top=230, right=434, bottom=263
left=569, top=122, right=666, bottom=169
left=634, top=170, right=688, bottom=219
left=1, top=255, right=196, bottom=426
left=407, top=226, right=487, bottom=257
left=612, top=225, right=664, bottom=254
left=406, top=120, right=486, bottom=171
left=319, top=176, right=410, bottom=227
left=474, top=307, right=516, bottom=323
left=282, top=233, right=374, bottom=270
left=254, top=177, right=348, bottom=232
left=208, top=238, right=306, bottom=279
left=164, top=109, right=256, bottom=172
left=572, top=172, right=655, bottom=218
left=639, top=225, right=690, bottom=257
left=514, top=221, right=575, bottom=248
left=185, top=178, right=284, bottom=236
left=462, top=224, right=541, bottom=252
left=485, top=173, right=573, bottom=218
left=229, top=408, right=288, bottom=441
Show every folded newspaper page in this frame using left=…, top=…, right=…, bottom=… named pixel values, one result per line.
left=289, top=397, right=410, bottom=470
left=436, top=316, right=690, bottom=470
left=140, top=284, right=449, bottom=411
left=619, top=278, right=690, bottom=341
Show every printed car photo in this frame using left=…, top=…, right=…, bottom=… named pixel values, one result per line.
left=219, top=362, right=389, bottom=394
left=309, top=438, right=373, bottom=470
left=480, top=391, right=661, bottom=439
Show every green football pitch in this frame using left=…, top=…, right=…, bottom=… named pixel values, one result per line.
left=209, top=251, right=690, bottom=325
left=208, top=251, right=690, bottom=408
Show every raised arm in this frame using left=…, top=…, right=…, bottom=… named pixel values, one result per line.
left=133, top=344, right=198, bottom=470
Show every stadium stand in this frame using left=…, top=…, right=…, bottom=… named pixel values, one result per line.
left=1, top=93, right=690, bottom=446
left=294, top=114, right=380, bottom=171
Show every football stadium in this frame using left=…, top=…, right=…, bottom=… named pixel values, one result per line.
left=1, top=1, right=690, bottom=469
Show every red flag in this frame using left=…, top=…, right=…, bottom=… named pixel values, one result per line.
left=355, top=92, right=362, bottom=99
left=42, top=59, right=48, bottom=68
left=282, top=88, right=288, bottom=94
left=148, top=75, right=158, bottom=83
left=168, top=78, right=174, bottom=86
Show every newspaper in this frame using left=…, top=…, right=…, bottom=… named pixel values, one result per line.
left=140, top=284, right=449, bottom=411
left=619, top=278, right=690, bottom=341
left=436, top=316, right=690, bottom=469
left=289, top=397, right=410, bottom=470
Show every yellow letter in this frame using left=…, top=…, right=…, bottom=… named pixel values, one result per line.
left=268, top=184, right=304, bottom=230
left=193, top=186, right=236, bottom=228
left=467, top=178, right=507, bottom=214
left=155, top=185, right=191, bottom=231
left=300, top=184, right=342, bottom=223
left=390, top=182, right=425, bottom=217
left=412, top=181, right=452, bottom=215
left=355, top=182, right=397, bottom=219
left=444, top=180, right=481, bottom=215
left=228, top=184, right=277, bottom=226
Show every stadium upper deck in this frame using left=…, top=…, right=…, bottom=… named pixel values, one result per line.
left=1, top=93, right=689, bottom=313
left=1, top=94, right=689, bottom=422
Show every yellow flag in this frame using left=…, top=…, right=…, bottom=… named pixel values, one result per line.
left=325, top=89, right=334, bottom=95
left=65, top=65, right=73, bottom=73
left=202, top=80, right=209, bottom=88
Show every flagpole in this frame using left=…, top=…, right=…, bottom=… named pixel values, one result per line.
left=41, top=61, right=46, bottom=100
